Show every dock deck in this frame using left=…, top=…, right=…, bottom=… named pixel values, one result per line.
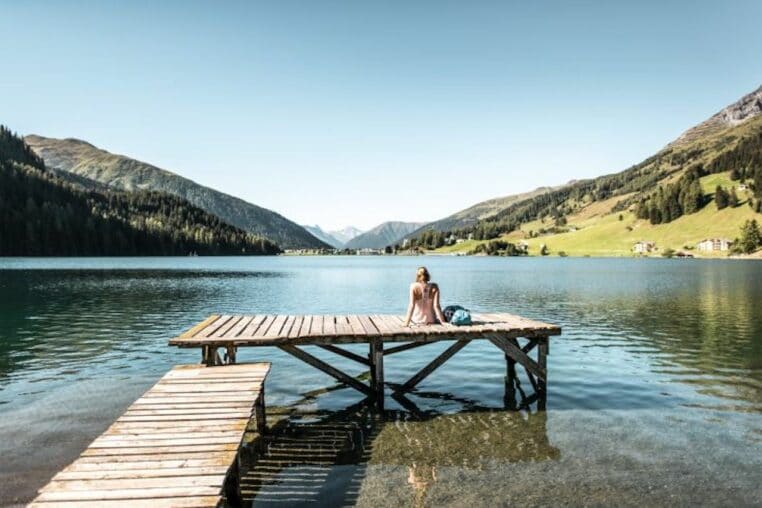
left=170, top=313, right=561, bottom=409
left=29, top=363, right=270, bottom=508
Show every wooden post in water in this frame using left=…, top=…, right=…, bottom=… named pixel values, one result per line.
left=369, top=338, right=385, bottom=409
left=538, top=337, right=548, bottom=411
left=504, top=353, right=517, bottom=410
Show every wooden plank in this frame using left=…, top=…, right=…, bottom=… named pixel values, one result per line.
left=279, top=315, right=297, bottom=338
left=199, top=315, right=234, bottom=338
left=278, top=344, right=373, bottom=396
left=40, top=475, right=227, bottom=492
left=400, top=339, right=470, bottom=391
left=238, top=314, right=268, bottom=338
left=252, top=315, right=277, bottom=337
left=214, top=315, right=244, bottom=338
left=177, top=315, right=221, bottom=339
left=222, top=315, right=254, bottom=338
left=79, top=448, right=237, bottom=460
left=297, top=315, right=313, bottom=338
left=106, top=422, right=249, bottom=433
left=335, top=315, right=353, bottom=336
left=33, top=486, right=223, bottom=502
left=369, top=315, right=394, bottom=335
left=53, top=466, right=230, bottom=481
left=323, top=315, right=337, bottom=336
left=347, top=315, right=366, bottom=336
left=262, top=314, right=288, bottom=338
left=309, top=314, right=324, bottom=336
left=358, top=315, right=379, bottom=335
left=63, top=458, right=234, bottom=471
left=29, top=497, right=222, bottom=508
left=287, top=315, right=304, bottom=339
left=149, top=382, right=262, bottom=393
left=382, top=314, right=408, bottom=335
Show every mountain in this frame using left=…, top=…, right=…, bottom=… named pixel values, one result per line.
left=0, top=126, right=280, bottom=256
left=673, top=86, right=762, bottom=146
left=329, top=226, right=363, bottom=245
left=24, top=135, right=329, bottom=250
left=413, top=84, right=762, bottom=256
left=406, top=186, right=559, bottom=240
left=345, top=221, right=425, bottom=249
left=303, top=225, right=345, bottom=249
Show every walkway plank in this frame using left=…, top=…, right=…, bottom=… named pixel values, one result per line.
left=30, top=363, right=271, bottom=508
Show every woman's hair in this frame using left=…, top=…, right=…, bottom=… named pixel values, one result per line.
left=416, top=266, right=430, bottom=283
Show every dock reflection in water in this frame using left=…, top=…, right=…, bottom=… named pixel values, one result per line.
left=240, top=392, right=558, bottom=507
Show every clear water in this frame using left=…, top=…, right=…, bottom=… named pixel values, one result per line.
left=0, top=257, right=760, bottom=507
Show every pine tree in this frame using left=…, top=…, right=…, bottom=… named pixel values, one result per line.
left=738, top=219, right=762, bottom=254
left=729, top=187, right=739, bottom=207
left=715, top=185, right=729, bottom=210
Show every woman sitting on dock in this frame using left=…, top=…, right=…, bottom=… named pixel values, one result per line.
left=404, top=266, right=446, bottom=326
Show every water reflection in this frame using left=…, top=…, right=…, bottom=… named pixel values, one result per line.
left=240, top=395, right=558, bottom=507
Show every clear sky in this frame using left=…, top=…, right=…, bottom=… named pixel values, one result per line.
left=2, top=1, right=760, bottom=231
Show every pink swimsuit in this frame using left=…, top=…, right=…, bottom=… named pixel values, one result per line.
left=411, top=282, right=438, bottom=325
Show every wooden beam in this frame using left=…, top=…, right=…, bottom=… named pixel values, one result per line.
left=316, top=344, right=370, bottom=366
left=384, top=340, right=440, bottom=355
left=489, top=336, right=545, bottom=380
left=399, top=339, right=470, bottom=391
left=278, top=345, right=373, bottom=396
left=522, top=339, right=538, bottom=354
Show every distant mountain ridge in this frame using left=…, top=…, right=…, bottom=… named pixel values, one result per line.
left=329, top=226, right=363, bottom=245
left=303, top=225, right=345, bottom=248
left=24, top=135, right=329, bottom=249
left=345, top=221, right=424, bottom=249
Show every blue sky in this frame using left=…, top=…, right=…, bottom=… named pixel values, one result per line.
left=2, top=1, right=760, bottom=230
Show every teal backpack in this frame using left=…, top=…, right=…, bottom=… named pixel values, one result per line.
left=444, top=305, right=472, bottom=326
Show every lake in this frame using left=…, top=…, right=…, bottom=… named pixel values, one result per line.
left=0, top=256, right=760, bottom=507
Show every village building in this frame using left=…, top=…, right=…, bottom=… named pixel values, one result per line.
left=696, top=238, right=733, bottom=252
left=633, top=241, right=656, bottom=254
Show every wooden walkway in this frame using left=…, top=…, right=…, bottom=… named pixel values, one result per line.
left=170, top=313, right=561, bottom=409
left=29, top=363, right=270, bottom=508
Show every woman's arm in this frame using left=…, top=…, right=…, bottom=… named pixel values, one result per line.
left=403, top=283, right=416, bottom=326
left=433, top=285, right=446, bottom=324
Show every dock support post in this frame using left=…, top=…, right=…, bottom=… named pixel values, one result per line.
left=369, top=339, right=384, bottom=409
left=538, top=337, right=548, bottom=410
left=504, top=354, right=517, bottom=410
left=254, top=386, right=267, bottom=433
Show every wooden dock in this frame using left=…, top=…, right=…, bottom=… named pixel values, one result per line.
left=170, top=313, right=561, bottom=409
left=29, top=363, right=270, bottom=508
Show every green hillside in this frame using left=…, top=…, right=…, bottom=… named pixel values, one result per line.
left=423, top=85, right=762, bottom=257
left=0, top=126, right=281, bottom=256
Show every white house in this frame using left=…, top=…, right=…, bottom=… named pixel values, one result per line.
left=633, top=241, right=656, bottom=254
left=696, top=238, right=733, bottom=252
